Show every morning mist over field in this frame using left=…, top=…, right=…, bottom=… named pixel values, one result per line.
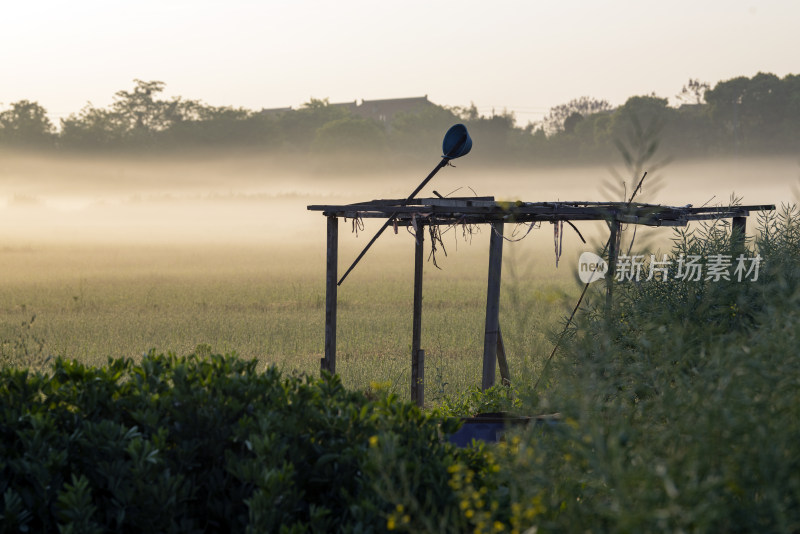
left=0, top=151, right=796, bottom=248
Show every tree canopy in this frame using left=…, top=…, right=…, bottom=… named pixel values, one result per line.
left=0, top=100, right=55, bottom=148
left=1, top=72, right=798, bottom=164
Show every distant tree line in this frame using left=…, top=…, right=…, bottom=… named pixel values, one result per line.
left=0, top=73, right=797, bottom=165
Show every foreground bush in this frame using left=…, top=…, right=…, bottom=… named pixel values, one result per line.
left=0, top=353, right=491, bottom=533
left=459, top=206, right=800, bottom=533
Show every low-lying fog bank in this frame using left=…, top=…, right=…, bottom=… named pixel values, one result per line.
left=0, top=152, right=795, bottom=246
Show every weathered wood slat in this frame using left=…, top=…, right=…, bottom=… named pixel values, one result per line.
left=309, top=201, right=775, bottom=226
left=497, top=325, right=510, bottom=386
left=345, top=196, right=495, bottom=207
left=322, top=216, right=338, bottom=374
left=313, top=209, right=770, bottom=228
left=482, top=222, right=504, bottom=391
left=411, top=229, right=424, bottom=407
left=606, top=219, right=620, bottom=312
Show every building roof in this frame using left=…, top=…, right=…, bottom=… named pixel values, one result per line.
left=354, top=96, right=433, bottom=121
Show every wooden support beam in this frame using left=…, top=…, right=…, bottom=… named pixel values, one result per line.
left=732, top=216, right=747, bottom=252
left=322, top=216, right=338, bottom=374
left=482, top=222, right=504, bottom=391
left=411, top=228, right=425, bottom=406
left=497, top=325, right=510, bottom=386
left=606, top=219, right=620, bottom=313
left=412, top=349, right=425, bottom=407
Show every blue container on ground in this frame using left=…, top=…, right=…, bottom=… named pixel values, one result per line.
left=447, top=412, right=559, bottom=448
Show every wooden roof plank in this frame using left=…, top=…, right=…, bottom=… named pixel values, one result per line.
left=309, top=200, right=776, bottom=225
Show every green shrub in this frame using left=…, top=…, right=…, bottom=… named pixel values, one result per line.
left=456, top=206, right=800, bottom=533
left=0, top=353, right=478, bottom=533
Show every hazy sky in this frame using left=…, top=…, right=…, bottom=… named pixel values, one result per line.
left=2, top=0, right=798, bottom=126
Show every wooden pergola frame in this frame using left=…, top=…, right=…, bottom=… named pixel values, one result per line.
left=308, top=197, right=775, bottom=406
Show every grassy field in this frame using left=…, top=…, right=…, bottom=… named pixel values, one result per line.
left=0, top=238, right=584, bottom=402
left=1, top=150, right=796, bottom=401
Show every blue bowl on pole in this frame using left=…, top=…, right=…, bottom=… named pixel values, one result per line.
left=442, top=123, right=472, bottom=160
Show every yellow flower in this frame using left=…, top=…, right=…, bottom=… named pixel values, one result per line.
left=565, top=417, right=579, bottom=430
left=395, top=504, right=404, bottom=513
left=370, top=380, right=391, bottom=391
left=387, top=517, right=396, bottom=530
left=368, top=435, right=379, bottom=447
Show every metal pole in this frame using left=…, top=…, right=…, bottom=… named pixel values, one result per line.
left=338, top=158, right=449, bottom=286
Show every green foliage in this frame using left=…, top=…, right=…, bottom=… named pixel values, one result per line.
left=0, top=352, right=477, bottom=532
left=312, top=116, right=387, bottom=153
left=164, top=105, right=280, bottom=149
left=112, top=79, right=173, bottom=133
left=0, top=100, right=55, bottom=149
left=58, top=104, right=128, bottom=150
left=706, top=72, right=800, bottom=152
left=475, top=206, right=800, bottom=533
left=277, top=97, right=352, bottom=152
left=676, top=78, right=711, bottom=106
left=388, top=105, right=460, bottom=160
left=438, top=385, right=521, bottom=418
left=4, top=72, right=800, bottom=161
left=541, top=96, right=612, bottom=135
left=365, top=424, right=492, bottom=533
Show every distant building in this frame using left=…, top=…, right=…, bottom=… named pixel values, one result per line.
left=327, top=101, right=359, bottom=113
left=354, top=96, right=434, bottom=123
left=259, top=106, right=293, bottom=116
left=258, top=96, right=436, bottom=123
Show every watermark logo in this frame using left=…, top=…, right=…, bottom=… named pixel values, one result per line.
left=578, top=251, right=608, bottom=284
left=576, top=252, right=763, bottom=283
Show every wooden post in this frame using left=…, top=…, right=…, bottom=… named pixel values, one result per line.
left=482, top=221, right=504, bottom=391
left=412, top=350, right=425, bottom=407
left=732, top=216, right=746, bottom=252
left=606, top=218, right=619, bottom=313
left=322, top=215, right=338, bottom=375
left=411, top=227, right=424, bottom=406
left=497, top=325, right=511, bottom=386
